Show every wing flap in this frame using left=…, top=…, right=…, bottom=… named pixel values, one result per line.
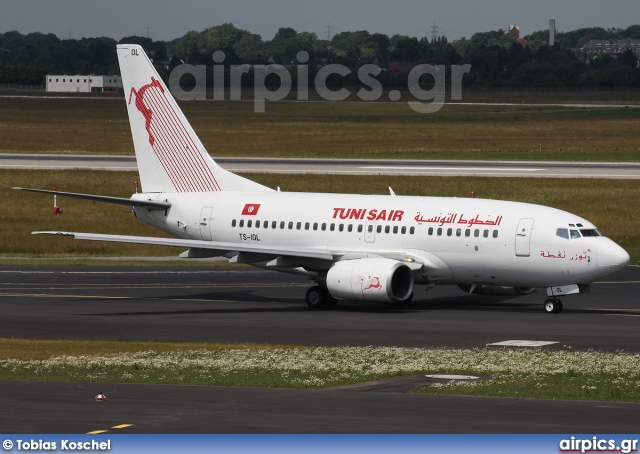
left=32, top=231, right=334, bottom=261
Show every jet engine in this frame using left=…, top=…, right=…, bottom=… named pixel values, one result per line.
left=325, top=258, right=414, bottom=303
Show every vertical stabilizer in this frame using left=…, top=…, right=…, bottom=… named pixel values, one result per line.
left=117, top=44, right=271, bottom=193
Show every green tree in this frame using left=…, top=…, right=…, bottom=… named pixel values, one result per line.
left=619, top=49, right=637, bottom=67
left=389, top=35, right=421, bottom=61
left=154, top=42, right=168, bottom=62
left=274, top=27, right=297, bottom=40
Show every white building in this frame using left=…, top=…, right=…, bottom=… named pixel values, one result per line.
left=46, top=75, right=123, bottom=93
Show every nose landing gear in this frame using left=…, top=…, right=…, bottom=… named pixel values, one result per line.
left=544, top=297, right=563, bottom=313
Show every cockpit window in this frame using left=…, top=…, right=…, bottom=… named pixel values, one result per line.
left=570, top=229, right=581, bottom=239
left=556, top=228, right=569, bottom=239
left=580, top=229, right=600, bottom=237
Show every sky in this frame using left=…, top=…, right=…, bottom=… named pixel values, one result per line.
left=2, top=0, right=640, bottom=42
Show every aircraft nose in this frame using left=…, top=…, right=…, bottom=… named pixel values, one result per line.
left=597, top=238, right=630, bottom=277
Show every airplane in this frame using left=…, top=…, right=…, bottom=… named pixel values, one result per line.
left=14, top=44, right=630, bottom=314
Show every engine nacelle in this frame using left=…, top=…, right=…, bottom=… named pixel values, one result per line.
left=326, top=258, right=414, bottom=303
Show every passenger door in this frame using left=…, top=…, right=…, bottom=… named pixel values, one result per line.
left=515, top=218, right=535, bottom=257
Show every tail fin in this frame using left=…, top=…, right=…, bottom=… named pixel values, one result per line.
left=116, top=44, right=271, bottom=194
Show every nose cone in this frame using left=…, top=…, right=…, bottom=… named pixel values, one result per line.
left=597, top=238, right=630, bottom=277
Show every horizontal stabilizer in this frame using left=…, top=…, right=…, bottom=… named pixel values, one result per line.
left=32, top=231, right=334, bottom=261
left=13, top=187, right=170, bottom=210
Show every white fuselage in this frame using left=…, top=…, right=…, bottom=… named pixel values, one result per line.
left=132, top=190, right=628, bottom=289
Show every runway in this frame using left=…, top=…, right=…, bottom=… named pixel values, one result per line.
left=4, top=379, right=640, bottom=433
left=0, top=264, right=638, bottom=433
left=2, top=154, right=640, bottom=178
left=0, top=265, right=638, bottom=350
left=0, top=264, right=639, bottom=433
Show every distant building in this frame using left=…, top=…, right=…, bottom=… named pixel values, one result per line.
left=387, top=61, right=421, bottom=73
left=508, top=24, right=520, bottom=40
left=46, top=75, right=122, bottom=93
left=581, top=40, right=640, bottom=55
left=508, top=24, right=530, bottom=48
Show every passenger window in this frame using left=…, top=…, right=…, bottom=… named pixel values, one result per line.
left=280, top=221, right=285, bottom=229
left=339, top=224, right=344, bottom=232
left=437, top=228, right=442, bottom=236
left=474, top=229, right=480, bottom=237
left=409, top=227, right=415, bottom=234
left=377, top=225, right=382, bottom=233
left=322, top=223, right=327, bottom=231
left=456, top=228, right=461, bottom=237
left=296, top=222, right=301, bottom=230
left=447, top=228, right=452, bottom=236
left=367, top=225, right=373, bottom=233
left=239, top=220, right=244, bottom=227
left=556, top=228, right=569, bottom=239
left=247, top=220, right=252, bottom=228
left=570, top=229, right=581, bottom=239
left=255, top=220, right=260, bottom=228
left=330, top=223, right=335, bottom=231
left=493, top=230, right=498, bottom=238
left=348, top=224, right=353, bottom=232
left=264, top=221, right=269, bottom=229
left=385, top=225, right=390, bottom=234
left=483, top=229, right=489, bottom=238
left=231, top=219, right=236, bottom=227
left=401, top=226, right=406, bottom=234
left=358, top=225, right=363, bottom=233
left=288, top=222, right=294, bottom=229
left=428, top=227, right=433, bottom=236
left=313, top=222, right=318, bottom=230
left=305, top=222, right=310, bottom=230
left=465, top=229, right=471, bottom=237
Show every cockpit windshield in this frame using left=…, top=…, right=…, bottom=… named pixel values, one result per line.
left=556, top=227, right=601, bottom=240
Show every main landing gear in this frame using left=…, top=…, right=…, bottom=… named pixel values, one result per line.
left=305, top=286, right=338, bottom=310
left=544, top=297, right=563, bottom=314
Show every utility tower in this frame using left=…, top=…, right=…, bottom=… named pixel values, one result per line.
left=323, top=23, right=334, bottom=41
left=430, top=22, right=440, bottom=41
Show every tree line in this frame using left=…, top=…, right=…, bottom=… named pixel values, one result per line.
left=1, top=23, right=639, bottom=88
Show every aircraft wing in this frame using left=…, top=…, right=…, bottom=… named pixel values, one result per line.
left=333, top=249, right=453, bottom=278
left=13, top=187, right=170, bottom=210
left=32, top=231, right=334, bottom=261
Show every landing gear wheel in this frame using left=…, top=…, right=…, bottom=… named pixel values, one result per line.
left=305, top=286, right=337, bottom=310
left=544, top=298, right=563, bottom=314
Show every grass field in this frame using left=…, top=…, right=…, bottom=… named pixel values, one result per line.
left=2, top=339, right=640, bottom=402
left=2, top=95, right=640, bottom=161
